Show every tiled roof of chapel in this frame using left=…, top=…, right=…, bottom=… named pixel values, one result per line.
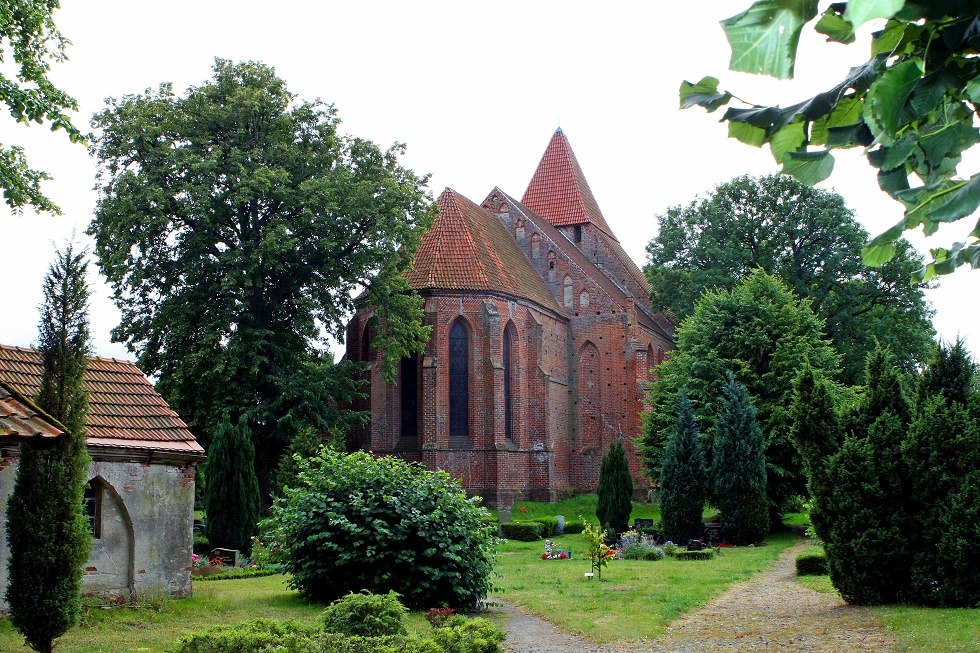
left=0, top=381, right=65, bottom=442
left=0, top=344, right=203, bottom=458
left=406, top=189, right=562, bottom=313
left=523, top=129, right=652, bottom=296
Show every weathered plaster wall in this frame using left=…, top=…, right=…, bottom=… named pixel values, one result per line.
left=0, top=452, right=195, bottom=610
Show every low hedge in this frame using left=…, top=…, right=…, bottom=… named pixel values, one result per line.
left=562, top=520, right=585, bottom=534
left=675, top=549, right=714, bottom=561
left=499, top=521, right=545, bottom=541
left=193, top=569, right=278, bottom=581
left=531, top=516, right=559, bottom=535
left=796, top=549, right=828, bottom=576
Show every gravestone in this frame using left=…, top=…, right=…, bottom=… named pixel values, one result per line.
left=555, top=514, right=566, bottom=534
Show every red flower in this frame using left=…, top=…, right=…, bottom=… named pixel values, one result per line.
left=558, top=553, right=568, bottom=559
left=541, top=553, right=549, bottom=559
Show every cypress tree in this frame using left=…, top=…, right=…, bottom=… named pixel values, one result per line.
left=659, top=389, right=707, bottom=543
left=712, top=373, right=768, bottom=545
left=204, top=414, right=260, bottom=552
left=789, top=365, right=842, bottom=542
left=596, top=440, right=633, bottom=534
left=6, top=244, right=93, bottom=653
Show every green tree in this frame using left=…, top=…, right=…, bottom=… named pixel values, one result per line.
left=596, top=440, right=633, bottom=534
left=204, top=414, right=261, bottom=552
left=712, top=373, right=769, bottom=545
left=915, top=337, right=977, bottom=407
left=659, top=389, right=708, bottom=543
left=5, top=244, right=92, bottom=653
left=639, top=269, right=839, bottom=516
left=645, top=174, right=935, bottom=383
left=0, top=0, right=83, bottom=213
left=789, top=365, right=843, bottom=542
left=680, top=2, right=980, bottom=279
left=263, top=450, right=496, bottom=609
left=88, top=60, right=436, bottom=496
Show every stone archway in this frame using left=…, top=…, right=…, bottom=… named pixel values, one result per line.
left=83, top=476, right=135, bottom=602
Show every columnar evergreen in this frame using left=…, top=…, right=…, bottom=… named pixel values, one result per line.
left=6, top=245, right=93, bottom=653
left=712, top=373, right=768, bottom=545
left=204, top=414, right=261, bottom=552
left=596, top=440, right=633, bottom=534
left=659, top=389, right=707, bottom=543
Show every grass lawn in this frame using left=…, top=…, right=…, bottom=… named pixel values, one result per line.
left=0, top=575, right=433, bottom=653
left=797, top=573, right=979, bottom=652
left=493, top=529, right=799, bottom=644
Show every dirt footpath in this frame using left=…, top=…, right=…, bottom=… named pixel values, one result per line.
left=496, top=543, right=896, bottom=653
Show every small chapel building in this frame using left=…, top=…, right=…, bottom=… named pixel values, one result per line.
left=346, top=130, right=675, bottom=505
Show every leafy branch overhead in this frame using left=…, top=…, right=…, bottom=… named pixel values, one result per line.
left=680, top=1, right=980, bottom=280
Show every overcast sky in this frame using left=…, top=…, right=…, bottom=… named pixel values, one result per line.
left=2, top=1, right=976, bottom=363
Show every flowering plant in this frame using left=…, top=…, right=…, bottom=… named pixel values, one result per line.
left=425, top=607, right=455, bottom=628
left=190, top=553, right=204, bottom=567
left=541, top=539, right=571, bottom=560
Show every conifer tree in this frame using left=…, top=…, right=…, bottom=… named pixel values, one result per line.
left=659, top=389, right=707, bottom=543
left=789, top=365, right=842, bottom=542
left=596, top=440, right=633, bottom=534
left=712, top=373, right=768, bottom=545
left=6, top=244, right=93, bottom=653
left=204, top=414, right=260, bottom=552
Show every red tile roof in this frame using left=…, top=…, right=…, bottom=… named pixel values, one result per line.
left=0, top=381, right=65, bottom=442
left=522, top=129, right=652, bottom=296
left=0, top=345, right=203, bottom=458
left=522, top=128, right=617, bottom=239
left=406, top=189, right=562, bottom=313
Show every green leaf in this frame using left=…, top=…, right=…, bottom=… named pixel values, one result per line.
left=721, top=0, right=820, bottom=79
left=845, top=0, right=906, bottom=29
left=965, top=78, right=980, bottom=104
left=826, top=123, right=874, bottom=148
left=729, top=121, right=767, bottom=146
left=927, top=173, right=980, bottom=223
left=862, top=219, right=906, bottom=266
left=881, top=136, right=916, bottom=171
left=815, top=9, right=856, bottom=43
left=781, top=150, right=835, bottom=184
left=770, top=120, right=807, bottom=163
left=679, top=77, right=733, bottom=112
left=864, top=59, right=923, bottom=138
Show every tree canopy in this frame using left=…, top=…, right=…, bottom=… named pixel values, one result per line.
left=639, top=269, right=839, bottom=514
left=681, top=2, right=980, bottom=280
left=645, top=174, right=935, bottom=383
left=88, top=60, right=436, bottom=493
left=0, top=0, right=82, bottom=213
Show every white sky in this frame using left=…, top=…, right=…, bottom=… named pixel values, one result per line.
left=1, top=1, right=976, bottom=363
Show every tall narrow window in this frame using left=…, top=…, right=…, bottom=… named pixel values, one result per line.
left=84, top=480, right=102, bottom=539
left=503, top=325, right=514, bottom=439
left=449, top=321, right=469, bottom=438
left=563, top=275, right=573, bottom=308
left=574, top=225, right=582, bottom=242
left=531, top=233, right=541, bottom=259
left=547, top=252, right=556, bottom=282
left=400, top=354, right=418, bottom=440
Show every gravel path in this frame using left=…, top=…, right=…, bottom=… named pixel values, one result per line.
left=496, top=543, right=896, bottom=653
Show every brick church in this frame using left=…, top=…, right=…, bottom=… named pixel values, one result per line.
left=346, top=129, right=674, bottom=506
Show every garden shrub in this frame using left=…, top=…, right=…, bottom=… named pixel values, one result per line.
left=322, top=592, right=407, bottom=637
left=530, top=516, right=558, bottom=535
left=596, top=441, right=633, bottom=534
left=661, top=542, right=680, bottom=557
left=642, top=548, right=666, bottom=561
left=659, top=389, right=708, bottom=543
left=173, top=618, right=319, bottom=653
left=262, top=450, right=496, bottom=609
left=431, top=616, right=505, bottom=653
left=562, top=520, right=585, bottom=534
left=616, top=530, right=664, bottom=560
left=499, top=521, right=545, bottom=541
left=193, top=568, right=278, bottom=581
left=676, top=549, right=714, bottom=561
left=795, top=550, right=828, bottom=576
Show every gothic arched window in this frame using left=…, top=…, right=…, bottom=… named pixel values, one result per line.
left=547, top=252, right=556, bottom=282
left=449, top=320, right=469, bottom=439
left=579, top=291, right=590, bottom=308
left=503, top=323, right=515, bottom=440
left=531, top=233, right=541, bottom=259
left=400, top=354, right=419, bottom=440
left=563, top=275, right=573, bottom=308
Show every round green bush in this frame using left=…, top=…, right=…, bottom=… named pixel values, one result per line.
left=263, top=450, right=496, bottom=609
left=173, top=618, right=319, bottom=653
left=499, top=521, right=545, bottom=541
left=795, top=549, right=828, bottom=576
left=322, top=591, right=407, bottom=637
left=562, top=520, right=586, bottom=534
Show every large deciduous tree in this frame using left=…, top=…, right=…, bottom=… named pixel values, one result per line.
left=645, top=174, right=935, bottom=383
left=88, top=60, right=436, bottom=494
left=680, top=2, right=980, bottom=279
left=6, top=244, right=92, bottom=653
left=639, top=269, right=839, bottom=517
left=0, top=0, right=82, bottom=213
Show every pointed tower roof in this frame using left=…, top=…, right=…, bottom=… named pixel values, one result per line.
left=521, top=128, right=616, bottom=239
left=406, top=189, right=561, bottom=313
